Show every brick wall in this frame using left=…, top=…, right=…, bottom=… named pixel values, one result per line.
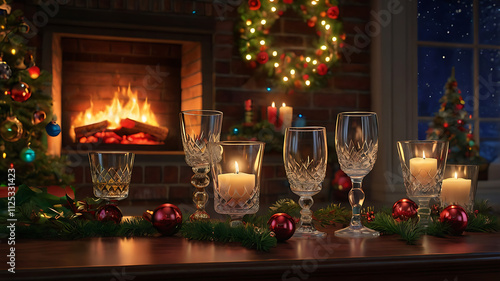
left=44, top=0, right=372, bottom=205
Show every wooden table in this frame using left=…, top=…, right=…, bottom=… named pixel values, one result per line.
left=2, top=228, right=499, bottom=281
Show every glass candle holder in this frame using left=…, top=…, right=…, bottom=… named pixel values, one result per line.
left=209, top=141, right=265, bottom=227
left=441, top=164, right=479, bottom=213
left=397, top=140, right=448, bottom=227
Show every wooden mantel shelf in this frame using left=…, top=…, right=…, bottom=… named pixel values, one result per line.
left=2, top=229, right=500, bottom=281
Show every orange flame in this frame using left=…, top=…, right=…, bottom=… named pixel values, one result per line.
left=70, top=85, right=159, bottom=140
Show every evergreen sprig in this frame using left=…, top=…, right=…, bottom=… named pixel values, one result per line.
left=313, top=203, right=351, bottom=227
left=180, top=220, right=277, bottom=252
left=365, top=213, right=424, bottom=244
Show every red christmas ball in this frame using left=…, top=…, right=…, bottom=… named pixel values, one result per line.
left=440, top=205, right=468, bottom=235
left=96, top=204, right=123, bottom=224
left=151, top=203, right=182, bottom=236
left=317, top=63, right=328, bottom=75
left=268, top=213, right=295, bottom=241
left=248, top=0, right=261, bottom=11
left=10, top=82, right=31, bottom=102
left=28, top=66, right=40, bottom=79
left=392, top=198, right=418, bottom=222
left=327, top=6, right=340, bottom=19
left=256, top=51, right=269, bottom=64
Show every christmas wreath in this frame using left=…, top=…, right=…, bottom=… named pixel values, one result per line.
left=237, top=0, right=344, bottom=92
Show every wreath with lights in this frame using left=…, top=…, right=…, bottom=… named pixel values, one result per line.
left=237, top=0, right=344, bottom=92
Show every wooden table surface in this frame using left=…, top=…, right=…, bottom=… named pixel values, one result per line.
left=2, top=227, right=500, bottom=281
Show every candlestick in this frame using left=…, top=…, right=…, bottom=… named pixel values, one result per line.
left=441, top=172, right=471, bottom=208
left=279, top=103, right=293, bottom=133
left=267, top=102, right=277, bottom=125
left=409, top=152, right=437, bottom=185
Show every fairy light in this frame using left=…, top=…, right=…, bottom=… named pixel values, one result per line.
left=305, top=80, right=311, bottom=86
left=321, top=20, right=326, bottom=26
left=312, top=60, right=318, bottom=65
left=325, top=24, right=331, bottom=30
left=271, top=7, right=277, bottom=12
left=261, top=19, right=266, bottom=25
left=2, top=152, right=6, bottom=159
left=320, top=45, right=327, bottom=50
left=250, top=28, right=256, bottom=33
left=332, top=37, right=337, bottom=42
left=246, top=54, right=252, bottom=60
left=272, top=51, right=278, bottom=56
left=290, top=69, right=296, bottom=75
left=311, top=1, right=317, bottom=5
left=11, top=48, right=16, bottom=55
left=274, top=62, right=280, bottom=67
left=325, top=57, right=331, bottom=62
left=283, top=76, right=289, bottom=82
left=246, top=20, right=252, bottom=26
left=260, top=40, right=266, bottom=45
left=306, top=57, right=311, bottom=62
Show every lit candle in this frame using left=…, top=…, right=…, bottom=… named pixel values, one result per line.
left=409, top=151, right=437, bottom=185
left=441, top=172, right=471, bottom=207
left=217, top=161, right=255, bottom=204
left=267, top=102, right=277, bottom=125
left=279, top=103, right=293, bottom=133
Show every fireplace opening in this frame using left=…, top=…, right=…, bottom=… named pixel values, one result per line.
left=57, top=36, right=206, bottom=152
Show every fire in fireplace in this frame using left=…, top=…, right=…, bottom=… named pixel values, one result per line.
left=70, top=85, right=169, bottom=145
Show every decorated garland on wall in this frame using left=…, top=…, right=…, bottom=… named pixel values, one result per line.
left=237, top=0, right=344, bottom=92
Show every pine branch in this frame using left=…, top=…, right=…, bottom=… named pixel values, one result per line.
left=313, top=203, right=351, bottom=227
left=365, top=213, right=424, bottom=245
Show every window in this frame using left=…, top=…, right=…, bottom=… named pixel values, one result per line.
left=417, top=0, right=500, bottom=163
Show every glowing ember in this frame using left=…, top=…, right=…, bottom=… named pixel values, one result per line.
left=70, top=85, right=160, bottom=141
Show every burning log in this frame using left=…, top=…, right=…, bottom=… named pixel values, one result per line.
left=119, top=118, right=169, bottom=141
left=74, top=120, right=109, bottom=138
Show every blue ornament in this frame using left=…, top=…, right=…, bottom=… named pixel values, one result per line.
left=20, top=147, right=35, bottom=163
left=45, top=121, right=61, bottom=137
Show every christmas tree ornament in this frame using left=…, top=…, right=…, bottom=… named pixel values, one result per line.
left=317, top=63, right=328, bottom=75
left=45, top=120, right=61, bottom=137
left=0, top=116, right=23, bottom=142
left=19, top=21, right=30, bottom=33
left=248, top=0, right=261, bottom=11
left=147, top=203, right=182, bottom=236
left=28, top=65, right=40, bottom=79
left=268, top=213, right=295, bottom=241
left=392, top=198, right=419, bottom=222
left=32, top=110, right=46, bottom=125
left=10, top=82, right=31, bottom=102
left=96, top=204, right=123, bottom=224
left=327, top=6, right=340, bottom=19
left=0, top=60, right=12, bottom=79
left=440, top=205, right=468, bottom=235
left=20, top=146, right=35, bottom=163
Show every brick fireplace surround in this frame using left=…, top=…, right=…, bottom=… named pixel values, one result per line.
left=21, top=0, right=372, bottom=208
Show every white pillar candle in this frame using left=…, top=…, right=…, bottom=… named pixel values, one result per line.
left=279, top=103, right=293, bottom=133
left=409, top=152, right=437, bottom=185
left=218, top=161, right=255, bottom=204
left=441, top=172, right=471, bottom=207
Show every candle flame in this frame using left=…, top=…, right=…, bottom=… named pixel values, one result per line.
left=454, top=172, right=458, bottom=179
left=235, top=161, right=239, bottom=174
left=422, top=151, right=426, bottom=159
left=282, top=102, right=286, bottom=107
left=271, top=101, right=275, bottom=107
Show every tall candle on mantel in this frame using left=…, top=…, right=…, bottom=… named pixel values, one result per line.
left=279, top=103, right=293, bottom=133
left=217, top=161, right=255, bottom=204
left=409, top=151, right=437, bottom=185
left=267, top=102, right=277, bottom=125
left=441, top=172, right=471, bottom=207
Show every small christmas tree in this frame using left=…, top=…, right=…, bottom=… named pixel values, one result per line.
left=426, top=68, right=484, bottom=164
left=0, top=3, right=72, bottom=186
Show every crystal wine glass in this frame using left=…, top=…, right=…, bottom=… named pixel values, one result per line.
left=284, top=127, right=328, bottom=238
left=335, top=112, right=379, bottom=238
left=180, top=110, right=223, bottom=220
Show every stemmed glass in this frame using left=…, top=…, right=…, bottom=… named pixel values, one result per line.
left=334, top=112, right=379, bottom=238
left=180, top=110, right=223, bottom=220
left=284, top=127, right=328, bottom=238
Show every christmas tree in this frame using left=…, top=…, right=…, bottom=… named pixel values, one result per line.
left=0, top=3, right=72, bottom=186
left=426, top=68, right=484, bottom=164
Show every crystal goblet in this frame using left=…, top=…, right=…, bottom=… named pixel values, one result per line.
left=397, top=140, right=448, bottom=227
left=334, top=112, right=379, bottom=238
left=180, top=110, right=223, bottom=220
left=284, top=127, right=328, bottom=238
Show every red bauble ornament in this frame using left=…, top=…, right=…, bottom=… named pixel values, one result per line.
left=151, top=203, right=183, bottom=236
left=302, top=74, right=309, bottom=81
left=256, top=51, right=269, bottom=64
left=327, top=6, right=340, bottom=19
left=10, top=82, right=31, bottom=102
left=440, top=205, right=468, bottom=235
left=268, top=213, right=295, bottom=241
left=443, top=122, right=449, bottom=128
left=317, top=63, right=328, bottom=75
left=248, top=0, right=261, bottom=11
left=307, top=16, right=317, bottom=27
left=457, top=119, right=463, bottom=125
left=456, top=104, right=464, bottom=110
left=96, top=204, right=123, bottom=224
left=28, top=66, right=40, bottom=79
left=392, top=198, right=418, bottom=222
